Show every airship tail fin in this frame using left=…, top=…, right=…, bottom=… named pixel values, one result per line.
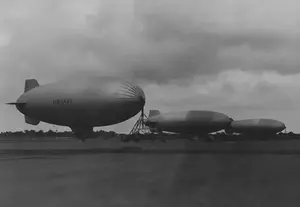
left=6, top=102, right=25, bottom=105
left=24, top=79, right=39, bottom=93
left=149, top=110, right=160, bottom=117
left=25, top=116, right=40, bottom=125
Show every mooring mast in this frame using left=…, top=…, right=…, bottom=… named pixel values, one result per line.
left=129, top=107, right=151, bottom=136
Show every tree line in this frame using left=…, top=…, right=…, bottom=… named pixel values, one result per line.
left=0, top=129, right=118, bottom=139
left=0, top=129, right=298, bottom=141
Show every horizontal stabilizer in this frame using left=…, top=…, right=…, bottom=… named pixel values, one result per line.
left=25, top=79, right=39, bottom=93
left=6, top=102, right=26, bottom=105
left=149, top=110, right=160, bottom=117
left=25, top=116, right=40, bottom=125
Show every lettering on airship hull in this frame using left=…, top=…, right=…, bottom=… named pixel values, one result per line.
left=52, top=99, right=72, bottom=105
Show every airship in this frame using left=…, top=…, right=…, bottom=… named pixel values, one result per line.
left=225, top=119, right=286, bottom=137
left=7, top=76, right=146, bottom=142
left=144, top=110, right=233, bottom=141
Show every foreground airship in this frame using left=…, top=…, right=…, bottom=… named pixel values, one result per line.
left=7, top=76, right=145, bottom=142
left=144, top=110, right=233, bottom=141
left=225, top=119, right=286, bottom=136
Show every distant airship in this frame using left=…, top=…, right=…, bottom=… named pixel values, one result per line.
left=144, top=110, right=233, bottom=141
left=7, top=76, right=145, bottom=142
left=225, top=119, right=286, bottom=136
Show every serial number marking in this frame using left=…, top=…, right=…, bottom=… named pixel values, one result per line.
left=53, top=99, right=73, bottom=105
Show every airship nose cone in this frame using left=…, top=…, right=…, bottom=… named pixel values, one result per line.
left=136, top=88, right=146, bottom=106
left=132, top=85, right=146, bottom=107
left=117, top=81, right=146, bottom=108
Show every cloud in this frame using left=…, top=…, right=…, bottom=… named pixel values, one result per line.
left=1, top=0, right=300, bottom=87
left=144, top=69, right=298, bottom=111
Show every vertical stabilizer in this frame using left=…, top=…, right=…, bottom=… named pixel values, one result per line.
left=149, top=110, right=160, bottom=117
left=24, top=79, right=39, bottom=93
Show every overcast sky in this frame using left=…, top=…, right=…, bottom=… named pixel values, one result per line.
left=1, top=0, right=300, bottom=133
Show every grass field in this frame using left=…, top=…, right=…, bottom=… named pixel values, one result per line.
left=1, top=138, right=300, bottom=207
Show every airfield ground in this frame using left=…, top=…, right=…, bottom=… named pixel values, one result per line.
left=1, top=137, right=300, bottom=207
